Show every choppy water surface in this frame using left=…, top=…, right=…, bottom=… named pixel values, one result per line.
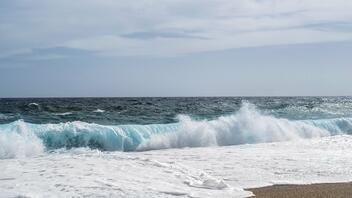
left=1, top=97, right=351, bottom=124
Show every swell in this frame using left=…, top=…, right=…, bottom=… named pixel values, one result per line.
left=1, top=103, right=352, bottom=159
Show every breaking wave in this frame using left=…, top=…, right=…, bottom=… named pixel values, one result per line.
left=1, top=103, right=352, bottom=159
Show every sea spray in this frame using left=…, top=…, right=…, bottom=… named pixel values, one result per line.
left=137, top=103, right=333, bottom=150
left=0, top=120, right=44, bottom=159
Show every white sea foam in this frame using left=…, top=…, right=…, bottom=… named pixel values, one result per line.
left=0, top=120, right=44, bottom=159
left=28, top=102, right=39, bottom=106
left=1, top=135, right=352, bottom=197
left=137, top=103, right=347, bottom=150
left=93, top=109, right=105, bottom=113
left=53, top=112, right=73, bottom=116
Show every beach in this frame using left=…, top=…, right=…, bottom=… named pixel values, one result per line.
left=249, top=183, right=352, bottom=198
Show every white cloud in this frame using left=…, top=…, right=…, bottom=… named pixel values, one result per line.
left=1, top=0, right=352, bottom=57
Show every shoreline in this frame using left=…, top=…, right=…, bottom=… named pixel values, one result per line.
left=247, top=182, right=352, bottom=198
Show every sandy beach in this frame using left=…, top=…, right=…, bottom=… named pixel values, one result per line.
left=248, top=183, right=352, bottom=198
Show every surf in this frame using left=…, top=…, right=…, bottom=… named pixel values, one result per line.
left=1, top=103, right=352, bottom=159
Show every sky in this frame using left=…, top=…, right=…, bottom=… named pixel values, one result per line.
left=0, top=0, right=352, bottom=97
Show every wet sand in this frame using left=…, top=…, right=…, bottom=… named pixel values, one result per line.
left=248, top=183, right=352, bottom=198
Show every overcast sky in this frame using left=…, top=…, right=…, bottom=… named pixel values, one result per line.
left=1, top=0, right=352, bottom=97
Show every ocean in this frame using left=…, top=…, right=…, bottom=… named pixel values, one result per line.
left=1, top=97, right=352, bottom=197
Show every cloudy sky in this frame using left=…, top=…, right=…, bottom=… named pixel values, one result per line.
left=1, top=0, right=352, bottom=97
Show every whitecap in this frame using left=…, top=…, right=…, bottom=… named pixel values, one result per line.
left=54, top=112, right=73, bottom=116
left=93, top=109, right=105, bottom=113
left=28, top=102, right=39, bottom=106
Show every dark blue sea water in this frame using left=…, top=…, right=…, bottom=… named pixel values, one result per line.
left=1, top=97, right=352, bottom=156
left=1, top=97, right=352, bottom=124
